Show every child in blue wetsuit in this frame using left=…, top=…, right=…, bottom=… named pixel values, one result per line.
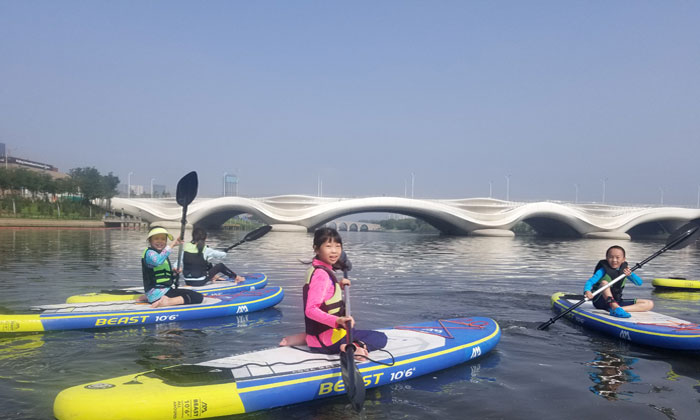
left=142, top=227, right=204, bottom=308
left=583, top=245, right=653, bottom=318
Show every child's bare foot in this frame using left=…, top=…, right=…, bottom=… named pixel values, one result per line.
left=136, top=295, right=148, bottom=303
left=279, top=332, right=306, bottom=346
left=150, top=296, right=171, bottom=308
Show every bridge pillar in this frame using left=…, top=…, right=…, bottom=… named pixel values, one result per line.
left=470, top=229, right=515, bottom=237
left=583, top=231, right=631, bottom=240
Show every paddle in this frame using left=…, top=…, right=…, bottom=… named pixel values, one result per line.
left=537, top=221, right=700, bottom=330
left=340, top=282, right=365, bottom=412
left=174, top=171, right=199, bottom=289
left=222, top=225, right=273, bottom=252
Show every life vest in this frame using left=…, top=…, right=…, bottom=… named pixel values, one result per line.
left=592, top=260, right=629, bottom=302
left=303, top=265, right=347, bottom=347
left=141, top=247, right=174, bottom=290
left=182, top=242, right=210, bottom=278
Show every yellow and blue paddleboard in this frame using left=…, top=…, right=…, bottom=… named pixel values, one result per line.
left=0, top=286, right=283, bottom=333
left=652, top=277, right=700, bottom=291
left=54, top=317, right=500, bottom=419
left=65, top=273, right=267, bottom=303
left=550, top=292, right=700, bottom=351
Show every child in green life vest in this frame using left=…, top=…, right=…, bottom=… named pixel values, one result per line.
left=142, top=226, right=204, bottom=308
left=583, top=245, right=654, bottom=318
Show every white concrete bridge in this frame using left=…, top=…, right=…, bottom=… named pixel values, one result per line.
left=103, top=195, right=700, bottom=239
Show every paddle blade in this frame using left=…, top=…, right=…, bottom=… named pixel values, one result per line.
left=243, top=225, right=272, bottom=242
left=666, top=222, right=700, bottom=250
left=340, top=345, right=365, bottom=412
left=176, top=171, right=199, bottom=206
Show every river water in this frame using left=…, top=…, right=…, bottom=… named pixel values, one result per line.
left=0, top=227, right=699, bottom=419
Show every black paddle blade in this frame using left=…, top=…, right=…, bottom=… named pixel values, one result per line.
left=176, top=171, right=198, bottom=206
left=243, top=225, right=272, bottom=242
left=666, top=222, right=700, bottom=250
left=340, top=345, right=365, bottom=412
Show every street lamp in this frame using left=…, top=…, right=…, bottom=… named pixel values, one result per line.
left=574, top=184, right=579, bottom=204
left=489, top=181, right=493, bottom=198
left=223, top=172, right=228, bottom=196
left=235, top=168, right=239, bottom=196
left=128, top=172, right=133, bottom=198
left=505, top=174, right=511, bottom=201
left=150, top=178, right=155, bottom=198
left=411, top=172, right=415, bottom=198
left=659, top=187, right=664, bottom=205
left=602, top=178, right=608, bottom=204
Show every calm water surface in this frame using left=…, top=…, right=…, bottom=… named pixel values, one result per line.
left=1, top=228, right=699, bottom=419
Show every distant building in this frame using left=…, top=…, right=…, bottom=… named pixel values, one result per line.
left=0, top=142, right=68, bottom=179
left=223, top=174, right=238, bottom=196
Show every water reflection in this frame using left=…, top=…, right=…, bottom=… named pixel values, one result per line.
left=0, top=228, right=699, bottom=419
left=652, top=289, right=700, bottom=302
left=586, top=352, right=639, bottom=400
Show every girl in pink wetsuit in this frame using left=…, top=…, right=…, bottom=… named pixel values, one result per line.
left=281, top=228, right=386, bottom=358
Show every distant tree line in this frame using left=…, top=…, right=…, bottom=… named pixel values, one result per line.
left=360, top=217, right=439, bottom=233
left=0, top=167, right=120, bottom=201
left=0, top=167, right=120, bottom=219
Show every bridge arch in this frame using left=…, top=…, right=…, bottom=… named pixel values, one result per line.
left=105, top=196, right=700, bottom=239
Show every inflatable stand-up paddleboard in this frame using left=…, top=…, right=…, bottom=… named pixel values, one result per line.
left=0, top=287, right=283, bottom=333
left=652, top=277, right=700, bottom=291
left=65, top=273, right=268, bottom=303
left=54, top=317, right=500, bottom=419
left=550, top=292, right=700, bottom=350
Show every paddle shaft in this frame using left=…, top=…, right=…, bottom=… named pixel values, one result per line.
left=173, top=171, right=198, bottom=290
left=174, top=207, right=188, bottom=289
left=537, top=231, right=689, bottom=330
left=341, top=271, right=365, bottom=412
left=223, top=225, right=272, bottom=252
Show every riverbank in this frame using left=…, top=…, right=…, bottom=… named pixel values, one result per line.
left=0, top=217, right=105, bottom=228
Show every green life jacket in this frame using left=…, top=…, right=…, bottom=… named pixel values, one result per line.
left=141, top=247, right=174, bottom=291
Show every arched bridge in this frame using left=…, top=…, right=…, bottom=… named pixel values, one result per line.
left=104, top=195, right=700, bottom=239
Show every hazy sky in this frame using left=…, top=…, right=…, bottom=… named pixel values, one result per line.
left=2, top=1, right=699, bottom=205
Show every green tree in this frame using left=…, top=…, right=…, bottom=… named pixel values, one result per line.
left=69, top=167, right=104, bottom=201
left=101, top=172, right=120, bottom=199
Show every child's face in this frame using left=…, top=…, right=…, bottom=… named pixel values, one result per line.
left=149, top=234, right=168, bottom=251
left=315, top=239, right=342, bottom=266
left=606, top=248, right=626, bottom=269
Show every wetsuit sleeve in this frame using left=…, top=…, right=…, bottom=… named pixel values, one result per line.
left=204, top=246, right=227, bottom=261
left=145, top=246, right=172, bottom=267
left=628, top=272, right=643, bottom=286
left=305, top=270, right=339, bottom=329
left=583, top=268, right=605, bottom=293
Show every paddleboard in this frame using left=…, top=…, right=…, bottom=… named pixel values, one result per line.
left=65, top=273, right=267, bottom=303
left=550, top=292, right=700, bottom=351
left=53, top=317, right=500, bottom=419
left=0, top=287, right=283, bottom=333
left=652, top=278, right=700, bottom=291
